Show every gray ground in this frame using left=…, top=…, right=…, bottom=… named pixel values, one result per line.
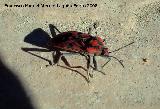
left=0, top=0, right=160, bottom=109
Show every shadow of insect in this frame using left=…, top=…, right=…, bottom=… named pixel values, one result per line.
left=22, top=25, right=90, bottom=83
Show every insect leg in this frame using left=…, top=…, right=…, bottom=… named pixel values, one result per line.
left=93, top=55, right=106, bottom=75
left=21, top=47, right=51, bottom=52
left=56, top=52, right=77, bottom=68
left=93, top=55, right=98, bottom=70
left=87, top=55, right=91, bottom=81
left=102, top=57, right=111, bottom=68
left=87, top=55, right=93, bottom=80
left=88, top=27, right=92, bottom=35
left=52, top=51, right=86, bottom=70
left=52, top=50, right=63, bottom=65
left=21, top=47, right=52, bottom=66
left=61, top=55, right=72, bottom=67
left=49, top=24, right=61, bottom=38
left=88, top=22, right=99, bottom=35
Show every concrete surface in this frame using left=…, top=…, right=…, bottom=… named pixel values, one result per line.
left=0, top=0, right=160, bottom=109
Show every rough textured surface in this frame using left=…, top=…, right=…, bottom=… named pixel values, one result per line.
left=0, top=0, right=160, bottom=109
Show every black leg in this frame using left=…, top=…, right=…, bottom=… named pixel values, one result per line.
left=93, top=55, right=98, bottom=70
left=93, top=22, right=99, bottom=29
left=57, top=65, right=90, bottom=83
left=52, top=51, right=62, bottom=65
left=54, top=52, right=87, bottom=70
left=93, top=55, right=106, bottom=75
left=86, top=55, right=93, bottom=80
left=87, top=55, right=91, bottom=70
left=102, top=57, right=111, bottom=68
left=21, top=47, right=52, bottom=66
left=88, top=27, right=92, bottom=35
left=61, top=55, right=71, bottom=67
left=49, top=24, right=61, bottom=38
left=21, top=47, right=51, bottom=52
left=25, top=51, right=52, bottom=66
left=87, top=55, right=91, bottom=81
left=88, top=22, right=99, bottom=35
left=46, top=50, right=62, bottom=67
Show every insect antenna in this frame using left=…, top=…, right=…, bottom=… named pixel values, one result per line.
left=108, top=56, right=124, bottom=68
left=110, top=41, right=134, bottom=53
left=102, top=56, right=124, bottom=68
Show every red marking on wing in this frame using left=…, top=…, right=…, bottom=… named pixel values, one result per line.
left=90, top=40, right=98, bottom=46
left=86, top=47, right=101, bottom=55
left=49, top=31, right=105, bottom=54
left=87, top=48, right=97, bottom=53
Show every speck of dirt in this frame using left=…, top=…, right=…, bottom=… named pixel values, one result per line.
left=142, top=58, right=148, bottom=62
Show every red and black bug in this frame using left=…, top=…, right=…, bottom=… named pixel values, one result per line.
left=22, top=23, right=134, bottom=82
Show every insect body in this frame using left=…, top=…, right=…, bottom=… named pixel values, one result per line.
left=22, top=24, right=134, bottom=82
left=46, top=25, right=128, bottom=79
left=47, top=31, right=109, bottom=56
